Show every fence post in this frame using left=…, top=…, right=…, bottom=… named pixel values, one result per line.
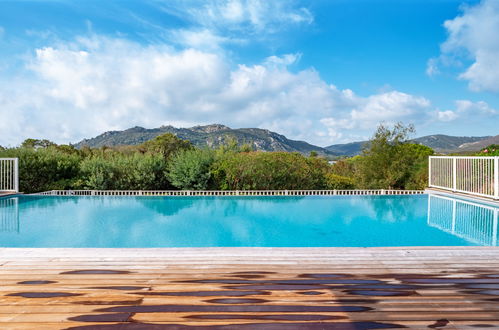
left=13, top=158, right=19, bottom=192
left=428, top=157, right=432, bottom=187
left=494, top=157, right=499, bottom=200
left=452, top=157, right=457, bottom=192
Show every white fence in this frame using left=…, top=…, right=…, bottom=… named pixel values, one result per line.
left=34, top=189, right=424, bottom=197
left=429, top=156, right=499, bottom=200
left=0, top=158, right=18, bottom=193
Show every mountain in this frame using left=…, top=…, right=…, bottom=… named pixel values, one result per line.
left=412, top=134, right=491, bottom=152
left=325, top=134, right=493, bottom=156
left=75, top=124, right=337, bottom=156
left=457, top=135, right=499, bottom=152
left=324, top=141, right=367, bottom=157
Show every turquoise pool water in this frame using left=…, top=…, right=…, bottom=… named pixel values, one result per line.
left=0, top=194, right=497, bottom=247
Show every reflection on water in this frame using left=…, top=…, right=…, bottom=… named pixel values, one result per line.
left=1, top=194, right=498, bottom=247
left=427, top=194, right=498, bottom=246
left=0, top=197, right=19, bottom=233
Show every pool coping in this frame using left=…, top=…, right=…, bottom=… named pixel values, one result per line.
left=2, top=246, right=499, bottom=258
left=426, top=188, right=499, bottom=207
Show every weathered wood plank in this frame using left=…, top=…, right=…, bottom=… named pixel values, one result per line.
left=1, top=247, right=499, bottom=328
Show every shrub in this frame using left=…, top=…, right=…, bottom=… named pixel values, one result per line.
left=325, top=173, right=356, bottom=189
left=0, top=147, right=82, bottom=193
left=167, top=149, right=215, bottom=190
left=212, top=152, right=328, bottom=190
left=79, top=153, right=169, bottom=190
left=478, top=144, right=499, bottom=156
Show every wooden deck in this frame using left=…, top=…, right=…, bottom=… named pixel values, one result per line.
left=1, top=247, right=499, bottom=329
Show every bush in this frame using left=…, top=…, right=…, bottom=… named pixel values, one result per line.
left=477, top=144, right=499, bottom=156
left=167, top=149, right=215, bottom=190
left=325, top=173, right=356, bottom=189
left=212, top=152, right=328, bottom=190
left=0, top=147, right=82, bottom=193
left=79, top=153, right=169, bottom=190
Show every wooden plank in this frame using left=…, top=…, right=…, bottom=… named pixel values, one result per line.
left=1, top=247, right=499, bottom=328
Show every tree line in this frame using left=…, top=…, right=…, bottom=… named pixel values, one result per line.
left=0, top=123, right=434, bottom=193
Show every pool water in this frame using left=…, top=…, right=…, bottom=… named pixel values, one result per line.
left=0, top=194, right=497, bottom=247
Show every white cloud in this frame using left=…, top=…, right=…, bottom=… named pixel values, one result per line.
left=320, top=91, right=432, bottom=135
left=0, top=36, right=440, bottom=147
left=434, top=0, right=499, bottom=92
left=434, top=100, right=497, bottom=123
left=155, top=0, right=313, bottom=50
left=426, top=58, right=440, bottom=77
left=455, top=99, right=498, bottom=115
left=168, top=29, right=236, bottom=52
left=265, top=53, right=301, bottom=67
left=183, top=0, right=313, bottom=33
left=437, top=110, right=458, bottom=122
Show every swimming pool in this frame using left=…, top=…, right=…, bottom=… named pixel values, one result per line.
left=0, top=194, right=497, bottom=247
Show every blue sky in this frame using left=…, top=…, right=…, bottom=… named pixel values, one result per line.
left=0, top=0, right=498, bottom=146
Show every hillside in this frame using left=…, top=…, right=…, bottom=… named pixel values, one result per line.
left=325, top=141, right=367, bottom=157
left=457, top=135, right=499, bottom=152
left=412, top=134, right=490, bottom=152
left=325, top=134, right=492, bottom=156
left=75, top=124, right=337, bottom=156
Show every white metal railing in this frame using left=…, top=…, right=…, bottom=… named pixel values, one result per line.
left=0, top=158, right=18, bottom=193
left=33, top=189, right=424, bottom=196
left=429, top=156, right=499, bottom=200
left=428, top=194, right=498, bottom=246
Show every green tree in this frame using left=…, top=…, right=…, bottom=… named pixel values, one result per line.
left=356, top=123, right=433, bottom=189
left=167, top=149, right=215, bottom=190
left=21, top=138, right=56, bottom=149
left=139, top=133, right=192, bottom=159
left=212, top=151, right=328, bottom=190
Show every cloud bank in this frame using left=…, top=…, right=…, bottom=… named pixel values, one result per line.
left=430, top=0, right=499, bottom=93
left=0, top=35, right=441, bottom=147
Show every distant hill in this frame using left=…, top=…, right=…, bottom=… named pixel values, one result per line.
left=325, top=134, right=493, bottom=156
left=324, top=141, right=367, bottom=157
left=457, top=135, right=499, bottom=152
left=412, top=134, right=490, bottom=152
left=75, top=124, right=337, bottom=156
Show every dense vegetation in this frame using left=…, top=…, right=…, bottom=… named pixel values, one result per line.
left=0, top=124, right=433, bottom=193
left=477, top=144, right=499, bottom=156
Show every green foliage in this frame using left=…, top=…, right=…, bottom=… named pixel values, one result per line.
left=324, top=173, right=355, bottom=189
left=356, top=123, right=433, bottom=189
left=212, top=152, right=328, bottom=190
left=167, top=149, right=215, bottom=190
left=139, top=133, right=192, bottom=159
left=330, top=157, right=359, bottom=178
left=0, top=147, right=81, bottom=193
left=79, top=153, right=169, bottom=190
left=477, top=144, right=499, bottom=156
left=1, top=122, right=438, bottom=193
left=21, top=138, right=56, bottom=149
